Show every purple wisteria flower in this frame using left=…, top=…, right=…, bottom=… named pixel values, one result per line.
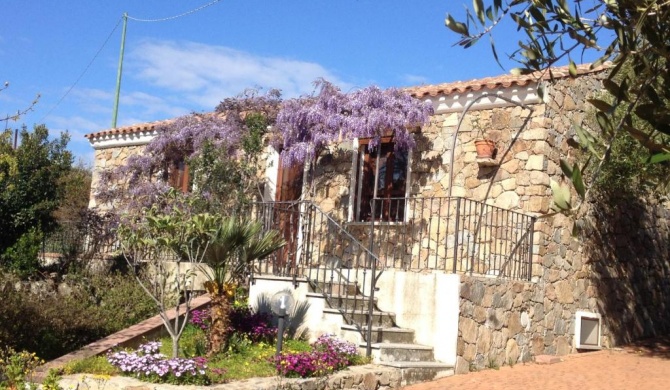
left=274, top=79, right=433, bottom=166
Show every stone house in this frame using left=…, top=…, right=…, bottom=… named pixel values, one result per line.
left=86, top=63, right=670, bottom=383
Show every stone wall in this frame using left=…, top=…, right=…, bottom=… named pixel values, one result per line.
left=307, top=69, right=670, bottom=369
left=456, top=194, right=670, bottom=372
left=583, top=195, right=670, bottom=344
left=452, top=74, right=607, bottom=370
left=457, top=274, right=601, bottom=373
left=89, top=145, right=146, bottom=209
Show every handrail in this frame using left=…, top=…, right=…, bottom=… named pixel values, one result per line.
left=367, top=196, right=535, bottom=280
left=252, top=200, right=383, bottom=356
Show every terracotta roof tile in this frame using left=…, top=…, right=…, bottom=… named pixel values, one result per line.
left=406, top=62, right=610, bottom=98
left=85, top=119, right=173, bottom=140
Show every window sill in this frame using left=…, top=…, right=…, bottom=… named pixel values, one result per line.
left=346, top=221, right=408, bottom=227
left=476, top=157, right=499, bottom=166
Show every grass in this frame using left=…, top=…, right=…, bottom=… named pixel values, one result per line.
left=62, top=356, right=117, bottom=376
left=207, top=339, right=311, bottom=381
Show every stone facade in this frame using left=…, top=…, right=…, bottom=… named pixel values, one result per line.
left=89, top=145, right=146, bottom=209
left=456, top=195, right=670, bottom=372
left=304, top=69, right=670, bottom=370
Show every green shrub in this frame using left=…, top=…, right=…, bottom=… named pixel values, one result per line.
left=0, top=347, right=43, bottom=390
left=71, top=273, right=158, bottom=335
left=41, top=369, right=63, bottom=390
left=0, top=272, right=157, bottom=360
left=0, top=228, right=42, bottom=279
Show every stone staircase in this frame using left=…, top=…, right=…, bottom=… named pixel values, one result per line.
left=306, top=276, right=454, bottom=386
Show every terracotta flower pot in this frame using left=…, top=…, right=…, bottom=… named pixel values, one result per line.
left=475, top=139, right=496, bottom=159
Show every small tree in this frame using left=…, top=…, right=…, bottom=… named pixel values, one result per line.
left=0, top=125, right=72, bottom=275
left=200, top=218, right=285, bottom=355
left=116, top=190, right=221, bottom=357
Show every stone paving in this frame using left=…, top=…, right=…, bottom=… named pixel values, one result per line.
left=403, top=338, right=670, bottom=390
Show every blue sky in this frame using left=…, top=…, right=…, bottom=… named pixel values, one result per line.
left=1, top=1, right=582, bottom=165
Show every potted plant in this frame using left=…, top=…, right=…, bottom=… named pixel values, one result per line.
left=475, top=139, right=496, bottom=158
left=472, top=117, right=496, bottom=159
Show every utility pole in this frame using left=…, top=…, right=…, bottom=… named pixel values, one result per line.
left=111, top=13, right=128, bottom=129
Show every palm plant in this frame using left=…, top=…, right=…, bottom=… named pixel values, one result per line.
left=200, top=217, right=285, bottom=355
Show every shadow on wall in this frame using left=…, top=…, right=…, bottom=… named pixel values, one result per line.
left=584, top=192, right=670, bottom=349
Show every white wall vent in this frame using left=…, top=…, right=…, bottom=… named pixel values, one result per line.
left=574, top=311, right=602, bottom=350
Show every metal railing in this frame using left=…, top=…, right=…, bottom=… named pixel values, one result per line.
left=40, top=220, right=182, bottom=265
left=366, top=197, right=536, bottom=280
left=250, top=201, right=384, bottom=353
left=41, top=221, right=119, bottom=262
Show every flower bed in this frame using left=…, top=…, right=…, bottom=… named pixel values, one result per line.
left=107, top=341, right=209, bottom=385
left=272, top=334, right=363, bottom=378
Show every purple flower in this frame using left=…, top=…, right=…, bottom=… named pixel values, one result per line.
left=107, top=342, right=209, bottom=385
left=271, top=334, right=359, bottom=378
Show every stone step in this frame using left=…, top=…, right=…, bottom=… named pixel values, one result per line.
left=323, top=308, right=396, bottom=328
left=379, top=361, right=454, bottom=386
left=341, top=324, right=415, bottom=344
left=307, top=292, right=375, bottom=311
left=310, top=280, right=359, bottom=296
left=368, top=343, right=435, bottom=362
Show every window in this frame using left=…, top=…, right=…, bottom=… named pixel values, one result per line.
left=352, top=138, right=408, bottom=222
left=165, top=159, right=190, bottom=193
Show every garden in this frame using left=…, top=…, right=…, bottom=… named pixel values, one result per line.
left=58, top=305, right=368, bottom=386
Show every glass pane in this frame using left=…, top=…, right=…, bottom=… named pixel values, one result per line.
left=391, top=150, right=408, bottom=197
left=377, top=153, right=387, bottom=196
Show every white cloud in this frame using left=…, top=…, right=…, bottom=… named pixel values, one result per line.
left=68, top=88, right=188, bottom=120
left=48, top=114, right=105, bottom=140
left=401, top=74, right=429, bottom=86
left=128, top=39, right=352, bottom=108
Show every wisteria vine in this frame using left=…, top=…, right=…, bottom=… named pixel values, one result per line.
left=95, top=80, right=431, bottom=214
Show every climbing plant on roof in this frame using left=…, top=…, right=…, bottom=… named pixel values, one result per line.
left=96, top=88, right=282, bottom=215
left=273, top=78, right=433, bottom=166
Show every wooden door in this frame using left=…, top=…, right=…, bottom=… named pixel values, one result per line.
left=273, top=159, right=304, bottom=274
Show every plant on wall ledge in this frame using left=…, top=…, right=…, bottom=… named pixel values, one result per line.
left=471, top=116, right=496, bottom=159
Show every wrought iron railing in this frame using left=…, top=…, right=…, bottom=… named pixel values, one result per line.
left=41, top=221, right=119, bottom=262
left=366, top=197, right=536, bottom=280
left=250, top=201, right=384, bottom=353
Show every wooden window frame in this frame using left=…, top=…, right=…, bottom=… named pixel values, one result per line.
left=167, top=159, right=190, bottom=193
left=351, top=137, right=409, bottom=222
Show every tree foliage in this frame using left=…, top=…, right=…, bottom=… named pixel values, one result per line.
left=446, top=0, right=670, bottom=211
left=116, top=190, right=222, bottom=358
left=53, top=161, right=92, bottom=224
left=0, top=125, right=72, bottom=265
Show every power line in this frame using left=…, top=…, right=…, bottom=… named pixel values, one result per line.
left=39, top=0, right=223, bottom=124
left=39, top=17, right=123, bottom=123
left=127, top=0, right=223, bottom=23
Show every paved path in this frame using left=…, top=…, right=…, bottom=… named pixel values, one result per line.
left=404, top=340, right=670, bottom=390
